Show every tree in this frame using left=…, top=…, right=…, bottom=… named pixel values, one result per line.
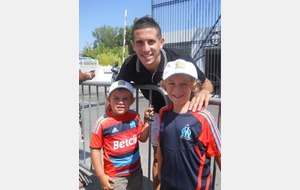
left=92, top=26, right=120, bottom=49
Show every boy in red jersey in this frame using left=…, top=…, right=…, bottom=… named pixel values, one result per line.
left=157, top=59, right=221, bottom=190
left=90, top=80, right=154, bottom=190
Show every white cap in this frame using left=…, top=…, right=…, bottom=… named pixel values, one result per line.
left=162, top=59, right=198, bottom=80
left=108, top=80, right=134, bottom=96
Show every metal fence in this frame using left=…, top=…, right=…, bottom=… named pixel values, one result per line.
left=152, top=0, right=221, bottom=97
left=79, top=81, right=221, bottom=189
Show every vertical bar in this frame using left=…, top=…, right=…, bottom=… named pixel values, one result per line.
left=104, top=86, right=108, bottom=99
left=148, top=89, right=153, bottom=190
left=96, top=86, right=99, bottom=119
left=122, top=10, right=127, bottom=63
left=135, top=87, right=139, bottom=113
left=81, top=84, right=86, bottom=164
left=87, top=85, right=92, bottom=141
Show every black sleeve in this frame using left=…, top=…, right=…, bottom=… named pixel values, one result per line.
left=116, top=54, right=137, bottom=82
left=195, top=63, right=206, bottom=83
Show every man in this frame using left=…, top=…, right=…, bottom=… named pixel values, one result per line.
left=111, top=61, right=120, bottom=82
left=116, top=16, right=213, bottom=190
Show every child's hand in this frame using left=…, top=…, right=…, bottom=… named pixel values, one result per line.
left=99, top=174, right=115, bottom=189
left=144, top=107, right=154, bottom=122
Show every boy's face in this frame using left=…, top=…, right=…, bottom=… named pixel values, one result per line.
left=164, top=74, right=193, bottom=106
left=107, top=89, right=135, bottom=116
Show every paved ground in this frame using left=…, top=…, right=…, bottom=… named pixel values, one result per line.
left=79, top=83, right=221, bottom=190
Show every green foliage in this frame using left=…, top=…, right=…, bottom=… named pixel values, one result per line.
left=96, top=53, right=121, bottom=66
left=92, top=26, right=119, bottom=49
left=126, top=24, right=134, bottom=55
left=81, top=48, right=97, bottom=59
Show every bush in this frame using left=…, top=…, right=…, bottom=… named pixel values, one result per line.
left=97, top=53, right=121, bottom=66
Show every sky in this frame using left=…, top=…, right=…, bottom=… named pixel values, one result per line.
left=79, top=0, right=151, bottom=52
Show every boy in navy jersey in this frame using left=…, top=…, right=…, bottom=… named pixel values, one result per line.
left=90, top=80, right=154, bottom=190
left=157, top=59, right=221, bottom=190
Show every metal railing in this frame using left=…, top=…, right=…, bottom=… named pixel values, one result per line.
left=79, top=81, right=221, bottom=189
left=152, top=0, right=221, bottom=97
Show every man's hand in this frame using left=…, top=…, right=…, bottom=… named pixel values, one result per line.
left=188, top=89, right=212, bottom=112
left=85, top=71, right=96, bottom=80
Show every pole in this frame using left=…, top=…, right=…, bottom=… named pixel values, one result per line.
left=122, top=9, right=127, bottom=63
left=148, top=90, right=153, bottom=190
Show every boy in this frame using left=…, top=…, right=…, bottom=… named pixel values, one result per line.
left=157, top=59, right=221, bottom=190
left=90, top=80, right=154, bottom=190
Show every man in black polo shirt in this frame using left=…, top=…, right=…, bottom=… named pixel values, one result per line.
left=116, top=16, right=213, bottom=190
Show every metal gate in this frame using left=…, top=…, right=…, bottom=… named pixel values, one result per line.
left=152, top=0, right=221, bottom=97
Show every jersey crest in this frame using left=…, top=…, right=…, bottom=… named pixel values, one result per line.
left=180, top=124, right=191, bottom=140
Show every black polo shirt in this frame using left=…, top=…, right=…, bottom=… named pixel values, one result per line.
left=116, top=48, right=206, bottom=113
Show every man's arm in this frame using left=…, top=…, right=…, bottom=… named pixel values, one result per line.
left=111, top=66, right=119, bottom=74
left=79, top=70, right=95, bottom=83
left=201, top=78, right=214, bottom=94
left=188, top=78, right=213, bottom=112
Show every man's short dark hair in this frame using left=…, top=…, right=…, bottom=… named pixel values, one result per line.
left=131, top=16, right=162, bottom=41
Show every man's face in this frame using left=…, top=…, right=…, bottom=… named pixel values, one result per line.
left=131, top=28, right=164, bottom=69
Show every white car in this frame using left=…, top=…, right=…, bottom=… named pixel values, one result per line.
left=79, top=56, right=98, bottom=66
left=79, top=57, right=99, bottom=73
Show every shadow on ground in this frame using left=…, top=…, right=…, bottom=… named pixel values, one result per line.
left=80, top=168, right=153, bottom=190
left=79, top=149, right=90, bottom=160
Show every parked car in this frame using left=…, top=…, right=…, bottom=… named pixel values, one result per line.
left=79, top=57, right=98, bottom=66
left=79, top=57, right=99, bottom=73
